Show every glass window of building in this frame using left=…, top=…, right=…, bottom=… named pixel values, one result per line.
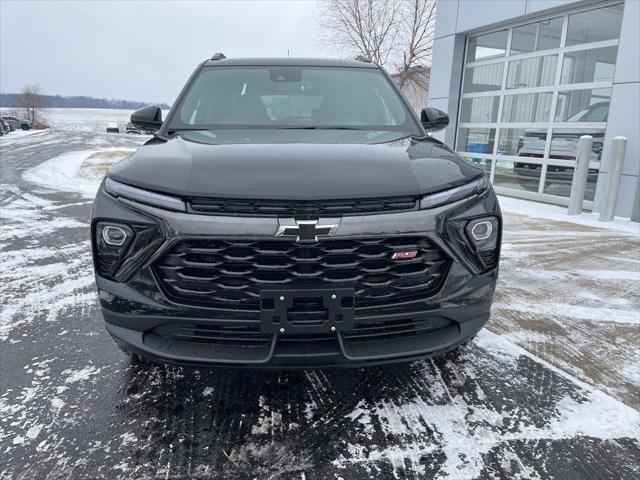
left=506, top=55, right=557, bottom=89
left=565, top=4, right=624, bottom=46
left=561, top=46, right=618, bottom=84
left=511, top=17, right=563, bottom=54
left=463, top=63, right=504, bottom=93
left=466, top=30, right=509, bottom=62
left=456, top=3, right=623, bottom=206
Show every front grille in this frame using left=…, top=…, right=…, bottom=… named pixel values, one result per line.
left=151, top=316, right=455, bottom=348
left=479, top=250, right=499, bottom=270
left=154, top=236, right=449, bottom=310
left=152, top=323, right=269, bottom=346
left=187, top=196, right=418, bottom=216
left=343, top=316, right=452, bottom=343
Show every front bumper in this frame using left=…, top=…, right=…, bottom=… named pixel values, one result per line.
left=92, top=185, right=500, bottom=368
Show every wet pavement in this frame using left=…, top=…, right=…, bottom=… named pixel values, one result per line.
left=1, top=130, right=639, bottom=479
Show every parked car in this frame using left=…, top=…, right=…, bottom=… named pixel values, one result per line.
left=1, top=116, right=31, bottom=130
left=92, top=55, right=502, bottom=369
left=106, top=122, right=120, bottom=133
left=0, top=119, right=10, bottom=135
left=125, top=122, right=142, bottom=134
left=513, top=101, right=608, bottom=191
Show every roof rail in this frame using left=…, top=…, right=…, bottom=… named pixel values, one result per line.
left=354, top=55, right=372, bottom=63
left=210, top=52, right=227, bottom=61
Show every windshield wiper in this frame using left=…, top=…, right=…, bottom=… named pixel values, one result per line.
left=166, top=127, right=210, bottom=135
left=280, top=126, right=367, bottom=131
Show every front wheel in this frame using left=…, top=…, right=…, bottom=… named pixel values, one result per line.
left=21, top=124, right=30, bottom=130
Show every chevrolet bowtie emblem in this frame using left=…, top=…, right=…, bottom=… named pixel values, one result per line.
left=276, top=219, right=339, bottom=243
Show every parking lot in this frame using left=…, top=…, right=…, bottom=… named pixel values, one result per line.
left=1, top=130, right=639, bottom=479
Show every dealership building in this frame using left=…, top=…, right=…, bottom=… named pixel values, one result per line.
left=428, top=0, right=639, bottom=218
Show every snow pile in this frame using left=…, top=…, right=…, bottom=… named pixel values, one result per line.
left=23, top=148, right=134, bottom=198
left=0, top=129, right=51, bottom=145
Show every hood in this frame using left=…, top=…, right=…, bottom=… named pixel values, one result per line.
left=108, top=136, right=483, bottom=200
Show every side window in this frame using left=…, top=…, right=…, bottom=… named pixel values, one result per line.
left=583, top=105, right=608, bottom=122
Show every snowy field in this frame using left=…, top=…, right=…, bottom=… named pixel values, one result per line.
left=0, top=107, right=169, bottom=133
left=1, top=130, right=639, bottom=479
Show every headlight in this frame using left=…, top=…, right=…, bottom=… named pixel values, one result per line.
left=105, top=178, right=186, bottom=212
left=420, top=176, right=488, bottom=210
left=465, top=217, right=499, bottom=252
left=465, top=216, right=500, bottom=271
left=95, top=222, right=135, bottom=279
left=94, top=221, right=164, bottom=281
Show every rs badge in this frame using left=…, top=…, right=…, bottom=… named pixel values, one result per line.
left=391, top=251, right=418, bottom=260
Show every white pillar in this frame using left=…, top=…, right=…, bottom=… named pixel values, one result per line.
left=631, top=177, right=640, bottom=223
left=599, top=136, right=627, bottom=222
left=567, top=135, right=593, bottom=216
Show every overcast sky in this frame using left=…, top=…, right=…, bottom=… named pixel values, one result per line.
left=0, top=0, right=327, bottom=104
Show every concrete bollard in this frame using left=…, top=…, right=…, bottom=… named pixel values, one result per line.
left=599, top=136, right=627, bottom=222
left=631, top=177, right=640, bottom=223
left=567, top=135, right=593, bottom=215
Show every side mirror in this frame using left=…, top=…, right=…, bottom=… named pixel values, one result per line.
left=131, top=106, right=162, bottom=132
left=420, top=107, right=449, bottom=132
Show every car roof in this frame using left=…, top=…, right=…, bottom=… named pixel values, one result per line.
left=201, top=57, right=379, bottom=69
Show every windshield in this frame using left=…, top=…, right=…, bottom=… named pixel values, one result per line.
left=564, top=102, right=609, bottom=122
left=168, top=66, right=419, bottom=138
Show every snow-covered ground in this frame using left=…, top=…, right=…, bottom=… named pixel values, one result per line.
left=23, top=148, right=134, bottom=198
left=499, top=195, right=639, bottom=236
left=0, top=107, right=169, bottom=133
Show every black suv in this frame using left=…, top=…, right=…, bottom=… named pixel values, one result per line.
left=91, top=55, right=501, bottom=368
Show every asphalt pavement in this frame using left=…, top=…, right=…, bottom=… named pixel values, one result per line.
left=1, top=130, right=638, bottom=480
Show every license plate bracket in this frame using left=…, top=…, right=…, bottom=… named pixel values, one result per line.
left=260, top=288, right=355, bottom=334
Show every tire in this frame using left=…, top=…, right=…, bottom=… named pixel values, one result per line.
left=21, top=124, right=30, bottom=130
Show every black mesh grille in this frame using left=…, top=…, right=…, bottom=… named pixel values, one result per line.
left=187, top=196, right=418, bottom=216
left=343, top=316, right=452, bottom=343
left=151, top=316, right=455, bottom=348
left=152, top=323, right=269, bottom=346
left=479, top=251, right=499, bottom=271
left=154, top=237, right=449, bottom=310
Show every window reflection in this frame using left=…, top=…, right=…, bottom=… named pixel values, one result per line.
left=467, top=30, right=508, bottom=62
left=544, top=166, right=598, bottom=200
left=458, top=5, right=621, bottom=203
left=555, top=88, right=611, bottom=122
left=550, top=128, right=605, bottom=161
left=565, top=4, right=624, bottom=46
left=460, top=97, right=500, bottom=123
left=507, top=55, right=557, bottom=89
left=511, top=17, right=563, bottom=54
left=498, top=128, right=547, bottom=157
left=494, top=159, right=542, bottom=192
left=561, top=46, right=618, bottom=84
left=463, top=63, right=504, bottom=93
left=456, top=128, right=496, bottom=153
left=502, top=92, right=553, bottom=123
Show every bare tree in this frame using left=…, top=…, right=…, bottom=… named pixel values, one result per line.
left=319, top=0, right=436, bottom=87
left=18, top=84, right=44, bottom=126
left=318, top=0, right=401, bottom=66
left=395, top=0, right=437, bottom=89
